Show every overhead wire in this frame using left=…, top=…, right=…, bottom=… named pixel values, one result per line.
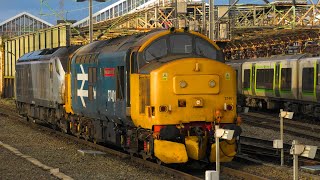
left=39, top=0, right=115, bottom=17
left=40, top=0, right=82, bottom=36
left=39, top=0, right=116, bottom=38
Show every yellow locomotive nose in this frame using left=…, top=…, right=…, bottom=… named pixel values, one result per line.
left=148, top=58, right=236, bottom=125
left=130, top=57, right=239, bottom=163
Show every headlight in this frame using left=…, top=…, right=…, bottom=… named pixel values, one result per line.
left=179, top=80, right=187, bottom=88
left=209, top=80, right=216, bottom=88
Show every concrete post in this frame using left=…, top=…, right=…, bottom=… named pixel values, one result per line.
left=293, top=140, right=299, bottom=180
left=280, top=109, right=284, bottom=166
left=89, top=0, right=93, bottom=43
left=215, top=125, right=220, bottom=179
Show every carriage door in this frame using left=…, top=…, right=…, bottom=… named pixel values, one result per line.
left=274, top=62, right=280, bottom=97
left=317, top=62, right=320, bottom=102
left=115, top=65, right=125, bottom=118
left=251, top=63, right=256, bottom=96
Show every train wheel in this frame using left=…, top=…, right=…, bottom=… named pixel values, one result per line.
left=51, top=124, right=59, bottom=131
left=60, top=120, right=69, bottom=134
left=156, top=159, right=162, bottom=165
left=129, top=152, right=134, bottom=158
left=141, top=153, right=148, bottom=160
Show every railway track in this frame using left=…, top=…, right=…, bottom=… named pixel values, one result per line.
left=240, top=136, right=320, bottom=166
left=240, top=112, right=320, bottom=142
left=0, top=100, right=268, bottom=180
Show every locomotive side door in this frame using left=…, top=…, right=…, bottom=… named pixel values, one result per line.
left=99, top=51, right=127, bottom=120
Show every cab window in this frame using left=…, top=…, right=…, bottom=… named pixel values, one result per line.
left=195, top=38, right=217, bottom=60
left=144, top=38, right=167, bottom=62
left=169, top=35, right=192, bottom=54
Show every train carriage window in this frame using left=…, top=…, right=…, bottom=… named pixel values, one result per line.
left=88, top=85, right=93, bottom=101
left=85, top=55, right=91, bottom=64
left=280, top=68, right=292, bottom=91
left=170, top=35, right=192, bottom=54
left=88, top=67, right=97, bottom=101
left=256, top=69, right=274, bottom=90
left=302, top=67, right=314, bottom=93
left=80, top=55, right=85, bottom=64
left=144, top=38, right=167, bottom=62
left=49, top=63, right=53, bottom=79
left=88, top=68, right=93, bottom=83
left=88, top=67, right=97, bottom=84
left=75, top=56, right=81, bottom=64
left=195, top=38, right=217, bottom=60
left=55, top=59, right=60, bottom=75
left=116, top=66, right=125, bottom=100
left=243, top=69, right=250, bottom=89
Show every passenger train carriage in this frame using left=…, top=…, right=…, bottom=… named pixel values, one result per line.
left=228, top=54, right=320, bottom=118
left=16, top=28, right=241, bottom=164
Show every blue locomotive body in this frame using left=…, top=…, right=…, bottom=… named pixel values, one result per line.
left=71, top=50, right=129, bottom=122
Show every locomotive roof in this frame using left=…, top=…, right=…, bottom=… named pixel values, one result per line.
left=18, top=46, right=79, bottom=61
left=18, top=48, right=60, bottom=62
left=17, top=46, right=80, bottom=71
left=74, top=29, right=201, bottom=55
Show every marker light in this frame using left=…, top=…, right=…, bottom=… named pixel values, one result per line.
left=224, top=103, right=234, bottom=111
left=209, top=80, right=216, bottom=88
left=180, top=80, right=187, bottom=88
left=227, top=104, right=233, bottom=111
left=159, top=105, right=168, bottom=112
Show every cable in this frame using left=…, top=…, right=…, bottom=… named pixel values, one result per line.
left=39, top=0, right=115, bottom=17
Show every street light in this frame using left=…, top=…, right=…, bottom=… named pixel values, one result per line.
left=76, top=0, right=106, bottom=43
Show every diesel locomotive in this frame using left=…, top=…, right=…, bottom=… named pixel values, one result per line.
left=16, top=28, right=241, bottom=164
left=227, top=54, right=320, bottom=118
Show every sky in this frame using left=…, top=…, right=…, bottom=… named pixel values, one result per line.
left=0, top=0, right=265, bottom=25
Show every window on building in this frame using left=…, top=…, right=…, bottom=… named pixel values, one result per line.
left=256, top=69, right=274, bottom=90
left=280, top=68, right=292, bottom=91
left=302, top=67, right=314, bottom=93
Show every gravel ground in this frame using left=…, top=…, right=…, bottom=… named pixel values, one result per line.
left=241, top=119, right=320, bottom=147
left=0, top=147, right=58, bottom=180
left=238, top=111, right=320, bottom=180
left=225, top=161, right=320, bottom=180
left=0, top=108, right=175, bottom=179
left=2, top=98, right=319, bottom=180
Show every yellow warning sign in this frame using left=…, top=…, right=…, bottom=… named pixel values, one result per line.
left=162, top=73, right=168, bottom=80
left=225, top=72, right=230, bottom=80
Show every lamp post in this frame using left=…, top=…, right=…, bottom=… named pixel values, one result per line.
left=209, top=0, right=214, bottom=40
left=76, top=0, right=106, bottom=43
left=206, top=126, right=234, bottom=180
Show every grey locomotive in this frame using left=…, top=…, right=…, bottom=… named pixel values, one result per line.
left=15, top=46, right=79, bottom=124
